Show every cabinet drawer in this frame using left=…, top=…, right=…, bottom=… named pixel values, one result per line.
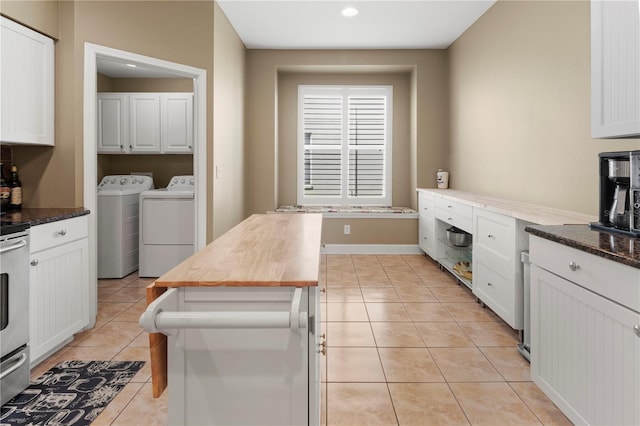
left=435, top=197, right=473, bottom=220
left=30, top=216, right=89, bottom=253
left=436, top=209, right=473, bottom=233
left=474, top=209, right=515, bottom=268
left=472, top=259, right=517, bottom=328
left=529, top=236, right=640, bottom=313
left=419, top=223, right=437, bottom=256
left=418, top=192, right=436, bottom=219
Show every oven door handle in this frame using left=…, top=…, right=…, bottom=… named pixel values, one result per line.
left=0, top=239, right=27, bottom=254
left=0, top=352, right=28, bottom=380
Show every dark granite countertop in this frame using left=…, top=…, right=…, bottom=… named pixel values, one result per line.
left=1, top=208, right=90, bottom=235
left=525, top=224, right=640, bottom=269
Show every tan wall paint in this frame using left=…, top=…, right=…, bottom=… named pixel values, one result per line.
left=98, top=76, right=193, bottom=93
left=97, top=154, right=193, bottom=188
left=245, top=50, right=448, bottom=245
left=449, top=0, right=640, bottom=215
left=322, top=218, right=417, bottom=245
left=212, top=2, right=246, bottom=239
left=277, top=72, right=411, bottom=207
left=1, top=1, right=59, bottom=39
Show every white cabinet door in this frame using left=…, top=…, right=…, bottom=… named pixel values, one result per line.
left=129, top=94, right=160, bottom=153
left=591, top=0, right=640, bottom=138
left=29, top=237, right=89, bottom=366
left=0, top=17, right=54, bottom=145
left=97, top=94, right=128, bottom=153
left=531, top=264, right=640, bottom=425
left=161, top=93, right=193, bottom=153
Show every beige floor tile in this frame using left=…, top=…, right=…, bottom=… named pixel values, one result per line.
left=56, top=345, right=122, bottom=361
left=113, top=300, right=147, bottom=322
left=449, top=382, right=541, bottom=425
left=29, top=347, right=73, bottom=380
left=111, top=382, right=168, bottom=426
left=95, top=302, right=135, bottom=324
left=361, top=287, right=400, bottom=302
left=326, top=287, right=363, bottom=302
left=458, top=320, right=518, bottom=347
left=377, top=255, right=408, bottom=267
left=509, top=382, right=573, bottom=425
left=419, top=273, right=459, bottom=288
left=404, top=302, right=454, bottom=322
left=480, top=346, right=531, bottom=381
left=127, top=332, right=151, bottom=348
left=97, top=287, right=120, bottom=301
left=112, top=347, right=152, bottom=382
left=430, top=286, right=476, bottom=303
left=91, top=382, right=145, bottom=426
left=378, top=348, right=444, bottom=382
left=76, top=321, right=143, bottom=351
left=395, top=286, right=439, bottom=303
left=370, top=322, right=425, bottom=347
left=327, top=383, right=397, bottom=425
left=442, top=302, right=499, bottom=322
left=326, top=322, right=376, bottom=346
left=327, top=347, right=386, bottom=382
left=366, top=303, right=411, bottom=321
left=126, top=277, right=156, bottom=288
left=414, top=321, right=475, bottom=348
left=389, top=383, right=469, bottom=425
left=388, top=273, right=424, bottom=286
left=357, top=274, right=393, bottom=287
left=101, top=286, right=146, bottom=303
left=429, top=347, right=503, bottom=382
left=325, top=302, right=369, bottom=321
left=326, top=271, right=360, bottom=287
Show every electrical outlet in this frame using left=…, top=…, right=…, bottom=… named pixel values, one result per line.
left=344, top=224, right=350, bottom=235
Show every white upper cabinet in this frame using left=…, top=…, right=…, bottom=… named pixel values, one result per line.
left=161, top=93, right=193, bottom=153
left=0, top=17, right=54, bottom=145
left=97, top=92, right=192, bottom=154
left=591, top=0, right=640, bottom=138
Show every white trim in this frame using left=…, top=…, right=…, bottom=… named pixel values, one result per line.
left=83, top=43, right=207, bottom=328
left=321, top=244, right=422, bottom=254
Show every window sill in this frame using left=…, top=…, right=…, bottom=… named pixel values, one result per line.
left=273, top=205, right=418, bottom=219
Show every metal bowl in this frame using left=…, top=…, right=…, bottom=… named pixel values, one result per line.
left=446, top=227, right=471, bottom=247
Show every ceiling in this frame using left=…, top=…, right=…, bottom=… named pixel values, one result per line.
left=96, top=0, right=496, bottom=78
left=217, top=0, right=496, bottom=50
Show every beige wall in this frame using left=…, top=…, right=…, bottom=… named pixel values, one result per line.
left=212, top=2, right=246, bottom=239
left=245, top=50, right=448, bottom=245
left=449, top=0, right=640, bottom=215
left=0, top=1, right=59, bottom=39
left=277, top=72, right=412, bottom=207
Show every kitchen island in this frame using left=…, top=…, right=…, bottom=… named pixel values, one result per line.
left=140, top=213, right=323, bottom=426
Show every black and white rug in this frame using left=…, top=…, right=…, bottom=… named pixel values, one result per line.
left=0, top=360, right=144, bottom=425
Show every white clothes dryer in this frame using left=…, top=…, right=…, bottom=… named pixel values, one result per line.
left=97, top=175, right=154, bottom=278
left=139, top=175, right=195, bottom=277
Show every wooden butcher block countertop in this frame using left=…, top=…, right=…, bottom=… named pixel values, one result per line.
left=155, top=213, right=323, bottom=288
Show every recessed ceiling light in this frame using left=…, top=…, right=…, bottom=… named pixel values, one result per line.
left=125, top=63, right=137, bottom=68
left=342, top=7, right=358, bottom=17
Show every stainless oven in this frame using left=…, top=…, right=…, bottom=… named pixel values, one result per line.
left=0, top=227, right=30, bottom=406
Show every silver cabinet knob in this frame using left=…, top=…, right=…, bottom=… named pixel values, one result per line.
left=487, top=282, right=493, bottom=287
left=58, top=229, right=67, bottom=236
left=487, top=234, right=494, bottom=239
left=634, top=325, right=640, bottom=338
left=31, top=259, right=38, bottom=266
left=568, top=261, right=579, bottom=272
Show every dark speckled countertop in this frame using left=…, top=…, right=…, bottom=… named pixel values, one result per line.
left=525, top=224, right=640, bottom=269
left=0, top=207, right=90, bottom=235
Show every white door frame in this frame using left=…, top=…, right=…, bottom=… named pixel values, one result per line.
left=83, top=43, right=206, bottom=327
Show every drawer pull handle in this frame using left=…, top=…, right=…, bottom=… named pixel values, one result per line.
left=487, top=282, right=493, bottom=287
left=58, top=229, right=67, bottom=236
left=634, top=325, right=640, bottom=338
left=447, top=205, right=453, bottom=208
left=448, top=217, right=453, bottom=221
left=487, top=234, right=494, bottom=239
left=568, top=261, right=579, bottom=272
left=31, top=259, right=39, bottom=266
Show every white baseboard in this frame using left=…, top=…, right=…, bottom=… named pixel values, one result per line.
left=321, top=244, right=422, bottom=255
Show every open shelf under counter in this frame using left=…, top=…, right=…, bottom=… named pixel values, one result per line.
left=437, top=255, right=472, bottom=290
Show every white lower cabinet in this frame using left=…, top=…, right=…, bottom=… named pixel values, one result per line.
left=530, top=236, right=640, bottom=425
left=29, top=216, right=90, bottom=366
left=144, top=285, right=320, bottom=425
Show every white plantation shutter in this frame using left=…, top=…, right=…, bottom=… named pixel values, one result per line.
left=298, top=86, right=392, bottom=206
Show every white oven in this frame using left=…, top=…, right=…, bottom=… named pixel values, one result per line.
left=0, top=227, right=30, bottom=406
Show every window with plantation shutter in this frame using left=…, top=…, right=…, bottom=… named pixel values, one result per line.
left=298, top=85, right=392, bottom=206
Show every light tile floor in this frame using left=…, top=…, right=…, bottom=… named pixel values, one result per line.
left=30, top=254, right=572, bottom=425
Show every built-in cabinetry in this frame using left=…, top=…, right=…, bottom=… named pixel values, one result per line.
left=417, top=191, right=437, bottom=258
left=0, top=17, right=54, bottom=145
left=29, top=216, right=90, bottom=366
left=529, top=235, right=640, bottom=425
left=97, top=92, right=193, bottom=154
left=591, top=0, right=640, bottom=138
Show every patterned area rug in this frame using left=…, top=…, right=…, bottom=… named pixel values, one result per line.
left=0, top=360, right=144, bottom=425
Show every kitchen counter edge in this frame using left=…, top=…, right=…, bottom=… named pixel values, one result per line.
left=1, top=207, right=90, bottom=228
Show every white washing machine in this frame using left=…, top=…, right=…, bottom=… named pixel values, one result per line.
left=97, top=175, right=154, bottom=278
left=139, top=175, right=195, bottom=277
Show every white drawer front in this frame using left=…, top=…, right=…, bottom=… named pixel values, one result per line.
left=474, top=209, right=515, bottom=269
left=31, top=215, right=89, bottom=253
left=419, top=223, right=437, bottom=256
left=435, top=197, right=473, bottom=220
left=472, top=259, right=517, bottom=328
left=418, top=192, right=436, bottom=219
left=436, top=208, right=473, bottom=233
left=529, top=236, right=640, bottom=313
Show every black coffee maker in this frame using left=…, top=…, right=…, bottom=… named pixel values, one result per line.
left=591, top=150, right=640, bottom=236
